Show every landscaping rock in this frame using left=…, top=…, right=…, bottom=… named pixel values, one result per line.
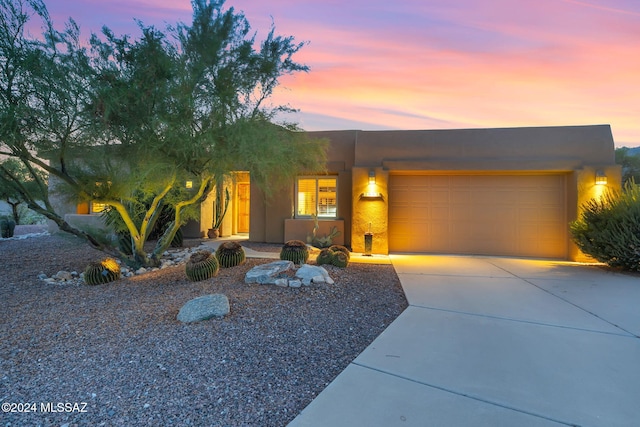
left=244, top=260, right=294, bottom=285
left=295, top=264, right=332, bottom=286
left=177, top=294, right=230, bottom=323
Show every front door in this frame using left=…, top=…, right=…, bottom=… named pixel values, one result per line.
left=237, top=183, right=250, bottom=233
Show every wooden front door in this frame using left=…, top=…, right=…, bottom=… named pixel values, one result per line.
left=237, top=183, right=250, bottom=233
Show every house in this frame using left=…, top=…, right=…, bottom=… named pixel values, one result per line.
left=249, top=124, right=621, bottom=261
left=53, top=124, right=621, bottom=261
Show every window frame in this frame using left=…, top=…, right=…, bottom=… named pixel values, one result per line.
left=295, top=176, right=338, bottom=219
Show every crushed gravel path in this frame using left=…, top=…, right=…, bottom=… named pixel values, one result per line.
left=1, top=226, right=407, bottom=426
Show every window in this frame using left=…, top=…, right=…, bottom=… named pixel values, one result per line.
left=296, top=177, right=337, bottom=218
left=91, top=202, right=108, bottom=213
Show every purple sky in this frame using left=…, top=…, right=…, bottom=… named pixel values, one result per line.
left=42, top=0, right=640, bottom=147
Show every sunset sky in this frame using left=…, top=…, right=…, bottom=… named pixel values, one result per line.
left=43, top=0, right=640, bottom=147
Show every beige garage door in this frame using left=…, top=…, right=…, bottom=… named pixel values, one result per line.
left=389, top=174, right=567, bottom=258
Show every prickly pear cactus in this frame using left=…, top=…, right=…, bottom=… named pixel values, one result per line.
left=83, top=258, right=121, bottom=285
left=280, top=240, right=309, bottom=265
left=185, top=250, right=219, bottom=282
left=215, top=241, right=246, bottom=268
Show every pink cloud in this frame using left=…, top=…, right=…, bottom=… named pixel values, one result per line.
left=40, top=0, right=640, bottom=146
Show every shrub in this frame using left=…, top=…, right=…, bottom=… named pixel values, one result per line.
left=185, top=250, right=220, bottom=281
left=215, top=241, right=246, bottom=268
left=0, top=218, right=16, bottom=238
left=280, top=240, right=309, bottom=265
left=570, top=181, right=640, bottom=271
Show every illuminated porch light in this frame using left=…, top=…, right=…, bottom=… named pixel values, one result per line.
left=368, top=170, right=376, bottom=185
left=595, top=171, right=607, bottom=185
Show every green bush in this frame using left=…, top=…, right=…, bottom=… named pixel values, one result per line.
left=570, top=181, right=640, bottom=271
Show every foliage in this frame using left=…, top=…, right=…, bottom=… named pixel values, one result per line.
left=0, top=216, right=15, bottom=237
left=215, top=241, right=246, bottom=268
left=316, top=245, right=350, bottom=268
left=306, top=214, right=341, bottom=248
left=0, top=0, right=327, bottom=268
left=185, top=250, right=219, bottom=281
left=0, top=158, right=47, bottom=224
left=83, top=258, right=121, bottom=285
left=280, top=239, right=309, bottom=265
left=615, top=147, right=640, bottom=186
left=570, top=181, right=640, bottom=271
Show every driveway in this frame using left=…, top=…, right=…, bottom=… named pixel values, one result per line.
left=289, top=255, right=640, bottom=427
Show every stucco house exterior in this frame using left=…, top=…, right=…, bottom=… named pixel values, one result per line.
left=53, top=124, right=621, bottom=261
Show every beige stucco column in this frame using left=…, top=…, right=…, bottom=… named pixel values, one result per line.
left=570, top=164, right=622, bottom=262
left=351, top=167, right=389, bottom=254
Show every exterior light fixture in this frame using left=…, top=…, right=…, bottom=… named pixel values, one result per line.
left=595, top=171, right=607, bottom=185
left=185, top=180, right=193, bottom=189
left=368, top=170, right=376, bottom=185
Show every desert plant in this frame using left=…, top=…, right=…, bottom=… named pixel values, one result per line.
left=215, top=241, right=246, bottom=268
left=316, top=245, right=351, bottom=268
left=306, top=214, right=341, bottom=248
left=570, top=181, right=640, bottom=271
left=185, top=250, right=219, bottom=281
left=0, top=217, right=16, bottom=238
left=83, top=258, right=121, bottom=285
left=280, top=240, right=309, bottom=265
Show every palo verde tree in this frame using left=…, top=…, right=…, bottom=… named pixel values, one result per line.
left=0, top=0, right=327, bottom=267
left=0, top=158, right=46, bottom=223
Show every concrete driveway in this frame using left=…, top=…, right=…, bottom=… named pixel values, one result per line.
left=289, top=255, right=640, bottom=427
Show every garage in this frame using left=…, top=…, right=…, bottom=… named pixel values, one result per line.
left=388, top=174, right=568, bottom=258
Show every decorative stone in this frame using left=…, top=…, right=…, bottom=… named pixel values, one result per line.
left=288, top=279, right=302, bottom=288
left=54, top=270, right=73, bottom=281
left=275, top=278, right=289, bottom=287
left=295, top=264, right=332, bottom=286
left=245, top=260, right=294, bottom=285
left=177, top=294, right=230, bottom=323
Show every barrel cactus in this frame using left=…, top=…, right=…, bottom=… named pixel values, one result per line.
left=316, top=245, right=351, bottom=268
left=185, top=250, right=219, bottom=282
left=280, top=240, right=309, bottom=265
left=215, top=241, right=246, bottom=268
left=0, top=218, right=16, bottom=238
left=83, top=258, right=121, bottom=285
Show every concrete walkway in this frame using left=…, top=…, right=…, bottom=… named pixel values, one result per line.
left=288, top=255, right=640, bottom=427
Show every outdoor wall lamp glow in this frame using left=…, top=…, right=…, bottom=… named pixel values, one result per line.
left=595, top=171, right=607, bottom=185
left=361, top=170, right=383, bottom=199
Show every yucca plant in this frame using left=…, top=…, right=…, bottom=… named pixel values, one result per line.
left=84, top=258, right=121, bottom=285
left=215, top=241, right=246, bottom=268
left=185, top=250, right=219, bottom=281
left=280, top=240, right=309, bottom=265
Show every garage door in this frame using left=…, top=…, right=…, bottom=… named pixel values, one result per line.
left=389, top=174, right=567, bottom=258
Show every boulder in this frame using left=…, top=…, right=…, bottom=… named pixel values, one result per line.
left=177, top=294, right=230, bottom=323
left=295, top=264, right=332, bottom=286
left=245, top=260, right=294, bottom=285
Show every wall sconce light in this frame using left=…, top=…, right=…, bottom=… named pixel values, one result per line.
left=361, top=169, right=383, bottom=199
left=185, top=180, right=193, bottom=189
left=595, top=170, right=607, bottom=185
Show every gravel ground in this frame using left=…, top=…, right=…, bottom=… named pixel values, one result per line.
left=1, top=226, right=407, bottom=427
